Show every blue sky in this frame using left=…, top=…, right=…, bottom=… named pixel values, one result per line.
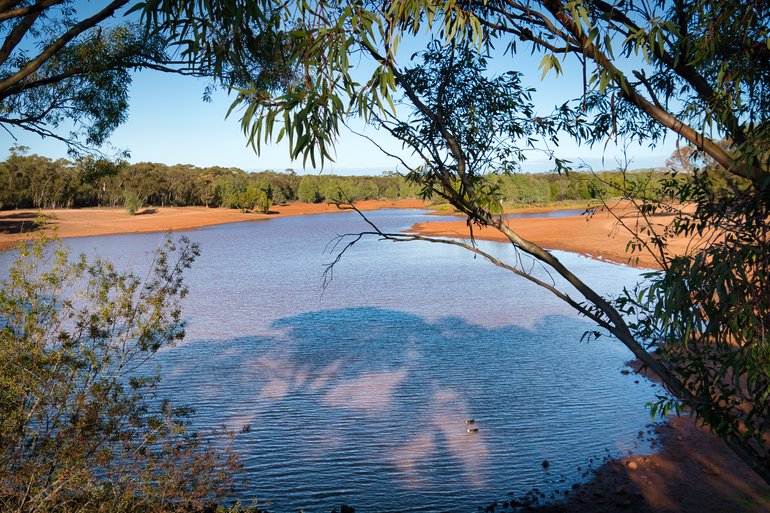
left=1, top=4, right=676, bottom=175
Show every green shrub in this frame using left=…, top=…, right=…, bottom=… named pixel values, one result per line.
left=297, top=176, right=322, bottom=203
left=123, top=190, right=142, bottom=215
left=0, top=236, right=238, bottom=512
left=240, top=183, right=272, bottom=213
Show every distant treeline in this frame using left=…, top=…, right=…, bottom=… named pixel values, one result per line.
left=0, top=149, right=669, bottom=212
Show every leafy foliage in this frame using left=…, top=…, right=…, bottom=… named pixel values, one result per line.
left=1, top=2, right=166, bottom=153
left=297, top=176, right=322, bottom=203
left=0, top=235, right=238, bottom=512
left=381, top=42, right=532, bottom=210
left=124, top=190, right=143, bottom=215
left=396, top=42, right=536, bottom=173
left=614, top=165, right=770, bottom=473
left=239, top=182, right=273, bottom=213
left=1, top=0, right=296, bottom=155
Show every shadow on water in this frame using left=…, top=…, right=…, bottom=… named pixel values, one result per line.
left=156, top=307, right=662, bottom=513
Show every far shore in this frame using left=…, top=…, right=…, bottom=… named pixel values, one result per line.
left=0, top=199, right=429, bottom=251
left=410, top=203, right=696, bottom=270
left=0, top=200, right=692, bottom=269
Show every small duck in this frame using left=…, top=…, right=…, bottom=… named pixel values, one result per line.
left=466, top=428, right=479, bottom=434
left=464, top=419, right=476, bottom=425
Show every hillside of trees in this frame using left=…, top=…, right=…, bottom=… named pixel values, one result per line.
left=0, top=147, right=671, bottom=212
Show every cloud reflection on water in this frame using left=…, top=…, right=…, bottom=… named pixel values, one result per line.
left=156, top=306, right=659, bottom=512
left=323, top=367, right=410, bottom=412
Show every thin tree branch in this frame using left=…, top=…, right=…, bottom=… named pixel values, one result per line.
left=590, top=0, right=749, bottom=148
left=0, top=59, right=203, bottom=101
left=343, top=120, right=417, bottom=173
left=0, top=0, right=130, bottom=95
left=535, top=0, right=759, bottom=185
left=325, top=203, right=612, bottom=330
left=0, top=0, right=64, bottom=66
left=0, top=1, right=24, bottom=12
left=0, top=0, right=63, bottom=22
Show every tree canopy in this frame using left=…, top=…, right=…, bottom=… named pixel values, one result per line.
left=0, top=0, right=291, bottom=154
left=1, top=1, right=151, bottom=152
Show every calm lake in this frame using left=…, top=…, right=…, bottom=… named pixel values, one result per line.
left=0, top=209, right=662, bottom=512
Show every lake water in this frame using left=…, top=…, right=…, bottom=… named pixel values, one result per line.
left=0, top=209, right=661, bottom=512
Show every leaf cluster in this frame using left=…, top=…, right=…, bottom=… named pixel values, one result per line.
left=615, top=166, right=770, bottom=473
left=1, top=1, right=173, bottom=154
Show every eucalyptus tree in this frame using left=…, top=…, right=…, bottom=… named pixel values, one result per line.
left=0, top=0, right=294, bottom=155
left=1, top=1, right=155, bottom=152
left=145, top=0, right=770, bottom=483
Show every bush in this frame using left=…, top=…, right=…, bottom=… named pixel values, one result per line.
left=123, top=190, right=142, bottom=215
left=0, top=236, right=238, bottom=512
left=297, top=176, right=322, bottom=203
left=240, top=183, right=272, bottom=214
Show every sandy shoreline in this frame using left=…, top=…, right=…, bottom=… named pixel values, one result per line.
left=409, top=205, right=695, bottom=270
left=0, top=199, right=429, bottom=251
left=1, top=200, right=688, bottom=270
left=1, top=201, right=767, bottom=511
